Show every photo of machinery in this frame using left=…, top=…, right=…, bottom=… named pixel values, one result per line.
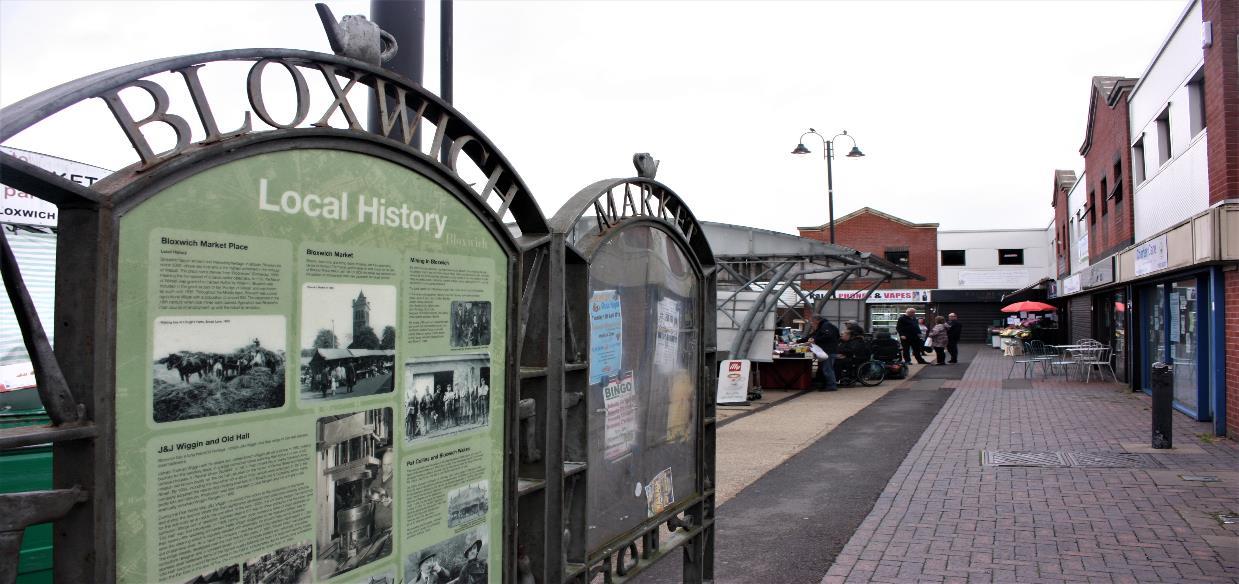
left=314, top=408, right=395, bottom=579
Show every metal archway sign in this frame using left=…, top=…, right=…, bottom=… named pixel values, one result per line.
left=541, top=178, right=718, bottom=583
left=0, top=48, right=549, bottom=584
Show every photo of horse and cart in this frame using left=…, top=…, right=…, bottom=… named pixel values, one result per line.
left=152, top=316, right=286, bottom=423
left=299, top=283, right=397, bottom=401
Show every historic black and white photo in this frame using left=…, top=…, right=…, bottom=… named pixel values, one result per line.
left=403, top=354, right=491, bottom=444
left=152, top=316, right=286, bottom=423
left=181, top=564, right=239, bottom=584
left=300, top=284, right=397, bottom=400
left=404, top=525, right=488, bottom=584
left=447, top=480, right=489, bottom=528
left=242, top=542, right=311, bottom=584
left=449, top=300, right=491, bottom=348
left=314, top=408, right=394, bottom=579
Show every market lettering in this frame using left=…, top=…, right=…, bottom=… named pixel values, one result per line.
left=305, top=248, right=353, bottom=258
left=258, top=178, right=447, bottom=238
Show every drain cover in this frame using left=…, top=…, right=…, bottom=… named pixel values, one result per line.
left=1215, top=513, right=1238, bottom=525
left=1064, top=451, right=1159, bottom=468
left=982, top=451, right=1160, bottom=468
left=1181, top=475, right=1221, bottom=483
left=982, top=451, right=1067, bottom=467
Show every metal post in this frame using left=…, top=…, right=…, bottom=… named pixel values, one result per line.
left=440, top=0, right=453, bottom=105
left=369, top=0, right=425, bottom=144
left=1151, top=362, right=1173, bottom=448
left=825, top=140, right=836, bottom=244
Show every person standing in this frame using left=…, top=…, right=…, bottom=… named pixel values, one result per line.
left=799, top=314, right=840, bottom=391
left=928, top=316, right=950, bottom=365
left=946, top=312, right=963, bottom=363
left=896, top=308, right=929, bottom=364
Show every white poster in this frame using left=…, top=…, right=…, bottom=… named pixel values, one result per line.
left=654, top=297, right=680, bottom=370
left=602, top=371, right=638, bottom=461
left=715, top=360, right=750, bottom=404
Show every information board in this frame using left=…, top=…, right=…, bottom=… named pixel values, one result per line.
left=113, top=149, right=507, bottom=584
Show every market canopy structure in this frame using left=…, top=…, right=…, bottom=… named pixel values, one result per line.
left=702, top=221, right=924, bottom=359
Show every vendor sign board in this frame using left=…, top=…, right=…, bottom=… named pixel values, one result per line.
left=1134, top=235, right=1169, bottom=276
left=865, top=289, right=931, bottom=303
left=715, top=360, right=750, bottom=405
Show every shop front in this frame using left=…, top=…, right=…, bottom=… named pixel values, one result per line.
left=864, top=289, right=932, bottom=335
left=1119, top=221, right=1231, bottom=434
left=1082, top=258, right=1129, bottom=383
left=1133, top=271, right=1217, bottom=419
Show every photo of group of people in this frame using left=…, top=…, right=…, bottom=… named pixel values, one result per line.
left=404, top=526, right=489, bottom=584
left=403, top=355, right=491, bottom=443
left=449, top=301, right=491, bottom=348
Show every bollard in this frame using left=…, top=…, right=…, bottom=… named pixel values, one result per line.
left=1151, top=362, right=1174, bottom=449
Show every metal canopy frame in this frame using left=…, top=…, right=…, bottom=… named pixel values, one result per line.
left=702, top=222, right=924, bottom=358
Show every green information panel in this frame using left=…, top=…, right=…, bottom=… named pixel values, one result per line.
left=114, top=149, right=507, bottom=584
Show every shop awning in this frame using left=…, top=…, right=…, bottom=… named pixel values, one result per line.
left=1000, top=277, right=1054, bottom=303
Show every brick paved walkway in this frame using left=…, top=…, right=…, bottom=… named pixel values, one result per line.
left=823, top=346, right=1239, bottom=583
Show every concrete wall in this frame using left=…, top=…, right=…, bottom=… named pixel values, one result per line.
left=1130, top=0, right=1211, bottom=241
left=936, top=229, right=1053, bottom=289
left=1067, top=171, right=1091, bottom=273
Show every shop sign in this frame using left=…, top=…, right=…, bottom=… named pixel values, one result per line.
left=1134, top=235, right=1169, bottom=276
left=831, top=289, right=870, bottom=300
left=1061, top=274, right=1082, bottom=295
left=1083, top=257, right=1114, bottom=289
left=1046, top=279, right=1059, bottom=299
left=865, top=289, right=931, bottom=303
left=955, top=269, right=1027, bottom=288
left=1, top=146, right=109, bottom=227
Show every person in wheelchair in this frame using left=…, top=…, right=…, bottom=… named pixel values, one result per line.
left=834, top=328, right=871, bottom=381
left=869, top=330, right=907, bottom=378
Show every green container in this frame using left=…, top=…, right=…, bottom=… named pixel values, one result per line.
left=1, top=388, right=54, bottom=584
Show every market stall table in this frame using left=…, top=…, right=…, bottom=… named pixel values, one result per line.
left=756, top=357, right=814, bottom=390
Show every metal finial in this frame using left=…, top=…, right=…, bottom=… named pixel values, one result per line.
left=316, top=3, right=398, bottom=66
left=633, top=152, right=659, bottom=179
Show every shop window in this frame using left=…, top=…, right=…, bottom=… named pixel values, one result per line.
left=940, top=249, right=965, bottom=266
left=1156, top=107, right=1171, bottom=166
left=1132, top=135, right=1146, bottom=184
left=1188, top=69, right=1206, bottom=137
left=884, top=249, right=910, bottom=267
left=998, top=249, right=1024, bottom=265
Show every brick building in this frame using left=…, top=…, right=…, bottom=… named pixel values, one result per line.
left=1048, top=0, right=1239, bottom=439
left=798, top=207, right=938, bottom=289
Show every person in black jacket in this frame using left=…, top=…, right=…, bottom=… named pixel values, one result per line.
left=946, top=312, right=963, bottom=364
left=834, top=328, right=871, bottom=381
left=798, top=315, right=840, bottom=390
left=895, top=308, right=929, bottom=364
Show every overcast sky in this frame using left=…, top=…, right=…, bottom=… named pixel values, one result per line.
left=0, top=0, right=1187, bottom=233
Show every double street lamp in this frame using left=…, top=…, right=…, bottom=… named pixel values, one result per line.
left=791, top=128, right=864, bottom=244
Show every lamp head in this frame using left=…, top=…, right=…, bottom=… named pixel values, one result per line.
left=846, top=145, right=865, bottom=157
left=791, top=143, right=811, bottom=155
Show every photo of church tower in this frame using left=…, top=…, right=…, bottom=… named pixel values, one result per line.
left=353, top=290, right=370, bottom=340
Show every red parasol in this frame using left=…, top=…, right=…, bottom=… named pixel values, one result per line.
left=1001, top=301, right=1056, bottom=313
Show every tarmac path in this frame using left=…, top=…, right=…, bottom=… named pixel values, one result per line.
left=635, top=347, right=977, bottom=583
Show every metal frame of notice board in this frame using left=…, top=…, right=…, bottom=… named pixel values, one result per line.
left=0, top=46, right=716, bottom=584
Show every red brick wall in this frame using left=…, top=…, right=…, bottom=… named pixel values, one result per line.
left=1226, top=270, right=1239, bottom=439
left=1083, top=86, right=1136, bottom=259
left=1204, top=0, right=1239, bottom=206
left=800, top=211, right=938, bottom=289
left=1053, top=183, right=1070, bottom=277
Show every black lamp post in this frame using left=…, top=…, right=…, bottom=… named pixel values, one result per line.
left=791, top=128, right=864, bottom=244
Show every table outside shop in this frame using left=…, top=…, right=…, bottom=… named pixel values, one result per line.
left=756, top=357, right=814, bottom=390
